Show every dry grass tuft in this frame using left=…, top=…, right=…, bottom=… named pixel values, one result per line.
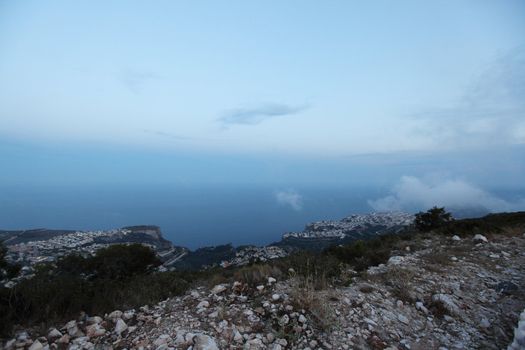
left=232, top=264, right=283, bottom=287
left=290, top=275, right=336, bottom=331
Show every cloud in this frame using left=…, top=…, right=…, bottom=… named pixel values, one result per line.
left=275, top=189, right=303, bottom=211
left=412, top=46, right=525, bottom=148
left=219, top=103, right=308, bottom=126
left=368, top=175, right=525, bottom=213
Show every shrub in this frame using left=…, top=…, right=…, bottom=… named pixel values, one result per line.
left=324, top=239, right=391, bottom=271
left=0, top=241, right=21, bottom=280
left=0, top=244, right=196, bottom=336
left=415, top=207, right=453, bottom=232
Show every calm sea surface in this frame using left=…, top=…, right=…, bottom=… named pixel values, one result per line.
left=0, top=185, right=381, bottom=249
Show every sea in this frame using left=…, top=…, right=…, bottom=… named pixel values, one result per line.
left=0, top=184, right=384, bottom=249
left=2, top=184, right=523, bottom=249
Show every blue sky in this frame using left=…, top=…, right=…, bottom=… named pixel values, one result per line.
left=1, top=1, right=525, bottom=213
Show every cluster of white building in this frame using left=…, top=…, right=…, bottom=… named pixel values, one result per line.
left=283, top=212, right=414, bottom=239
left=221, top=245, right=288, bottom=267
left=5, top=228, right=133, bottom=267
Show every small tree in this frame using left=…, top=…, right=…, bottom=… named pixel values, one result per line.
left=0, top=241, right=21, bottom=280
left=415, top=207, right=454, bottom=232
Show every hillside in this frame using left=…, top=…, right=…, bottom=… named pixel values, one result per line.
left=1, top=212, right=524, bottom=349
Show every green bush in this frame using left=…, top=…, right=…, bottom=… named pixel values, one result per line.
left=415, top=207, right=453, bottom=232
left=0, top=244, right=197, bottom=336
left=324, top=238, right=392, bottom=271
left=0, top=241, right=21, bottom=280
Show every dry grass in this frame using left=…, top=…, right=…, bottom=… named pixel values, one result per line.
left=289, top=275, right=336, bottom=331
left=367, top=266, right=416, bottom=303
left=423, top=250, right=453, bottom=266
left=231, top=264, right=283, bottom=287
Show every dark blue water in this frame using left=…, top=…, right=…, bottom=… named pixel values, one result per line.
left=0, top=184, right=381, bottom=249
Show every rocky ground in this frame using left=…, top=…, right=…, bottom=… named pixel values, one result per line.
left=3, top=231, right=525, bottom=350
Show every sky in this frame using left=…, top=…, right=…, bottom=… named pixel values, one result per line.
left=1, top=1, right=525, bottom=216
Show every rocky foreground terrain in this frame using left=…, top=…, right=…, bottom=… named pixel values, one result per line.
left=3, top=229, right=524, bottom=349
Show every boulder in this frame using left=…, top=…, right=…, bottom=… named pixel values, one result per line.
left=65, top=320, right=83, bottom=338
left=85, top=324, right=106, bottom=338
left=432, top=294, right=461, bottom=316
left=387, top=256, right=405, bottom=265
left=153, top=334, right=172, bottom=347
left=473, top=234, right=488, bottom=243
left=193, top=334, right=219, bottom=350
left=197, top=300, right=210, bottom=309
left=47, top=328, right=62, bottom=340
left=279, top=314, right=290, bottom=326
left=56, top=335, right=70, bottom=344
left=28, top=340, right=44, bottom=350
left=211, top=284, right=227, bottom=294
left=397, top=314, right=410, bottom=325
left=107, top=310, right=123, bottom=320
left=114, top=318, right=127, bottom=336
left=87, top=316, right=103, bottom=324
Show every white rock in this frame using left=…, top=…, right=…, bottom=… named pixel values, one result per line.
left=4, top=339, right=16, bottom=349
left=107, top=310, right=123, bottom=320
left=279, top=314, right=290, bottom=326
left=233, top=330, right=243, bottom=343
left=47, top=328, right=62, bottom=339
left=154, top=334, right=172, bottom=347
left=193, top=334, right=219, bottom=350
left=432, top=294, right=461, bottom=316
left=197, top=300, right=210, bottom=309
left=87, top=316, right=103, bottom=324
left=272, top=294, right=281, bottom=301
left=57, top=335, right=70, bottom=344
left=508, top=309, right=525, bottom=349
left=123, top=310, right=135, bottom=320
left=256, top=285, right=265, bottom=292
left=473, top=234, right=488, bottom=243
left=266, top=333, right=275, bottom=343
left=387, top=256, right=405, bottom=265
left=298, top=314, right=307, bottom=323
left=28, top=340, right=43, bottom=350
left=415, top=302, right=429, bottom=314
left=398, top=314, right=410, bottom=325
left=211, top=284, right=227, bottom=294
left=452, top=235, right=461, bottom=241
left=268, top=277, right=277, bottom=284
left=276, top=338, right=288, bottom=346
left=65, top=320, right=81, bottom=337
left=191, top=291, right=200, bottom=298
left=114, top=318, right=127, bottom=336
left=85, top=324, right=106, bottom=338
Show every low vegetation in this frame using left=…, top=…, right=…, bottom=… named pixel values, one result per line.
left=0, top=244, right=202, bottom=336
left=1, top=210, right=525, bottom=337
left=414, top=206, right=454, bottom=232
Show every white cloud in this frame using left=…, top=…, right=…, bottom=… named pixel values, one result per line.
left=275, top=189, right=303, bottom=211
left=368, top=175, right=525, bottom=213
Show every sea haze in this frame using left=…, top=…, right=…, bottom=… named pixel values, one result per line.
left=0, top=184, right=383, bottom=249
